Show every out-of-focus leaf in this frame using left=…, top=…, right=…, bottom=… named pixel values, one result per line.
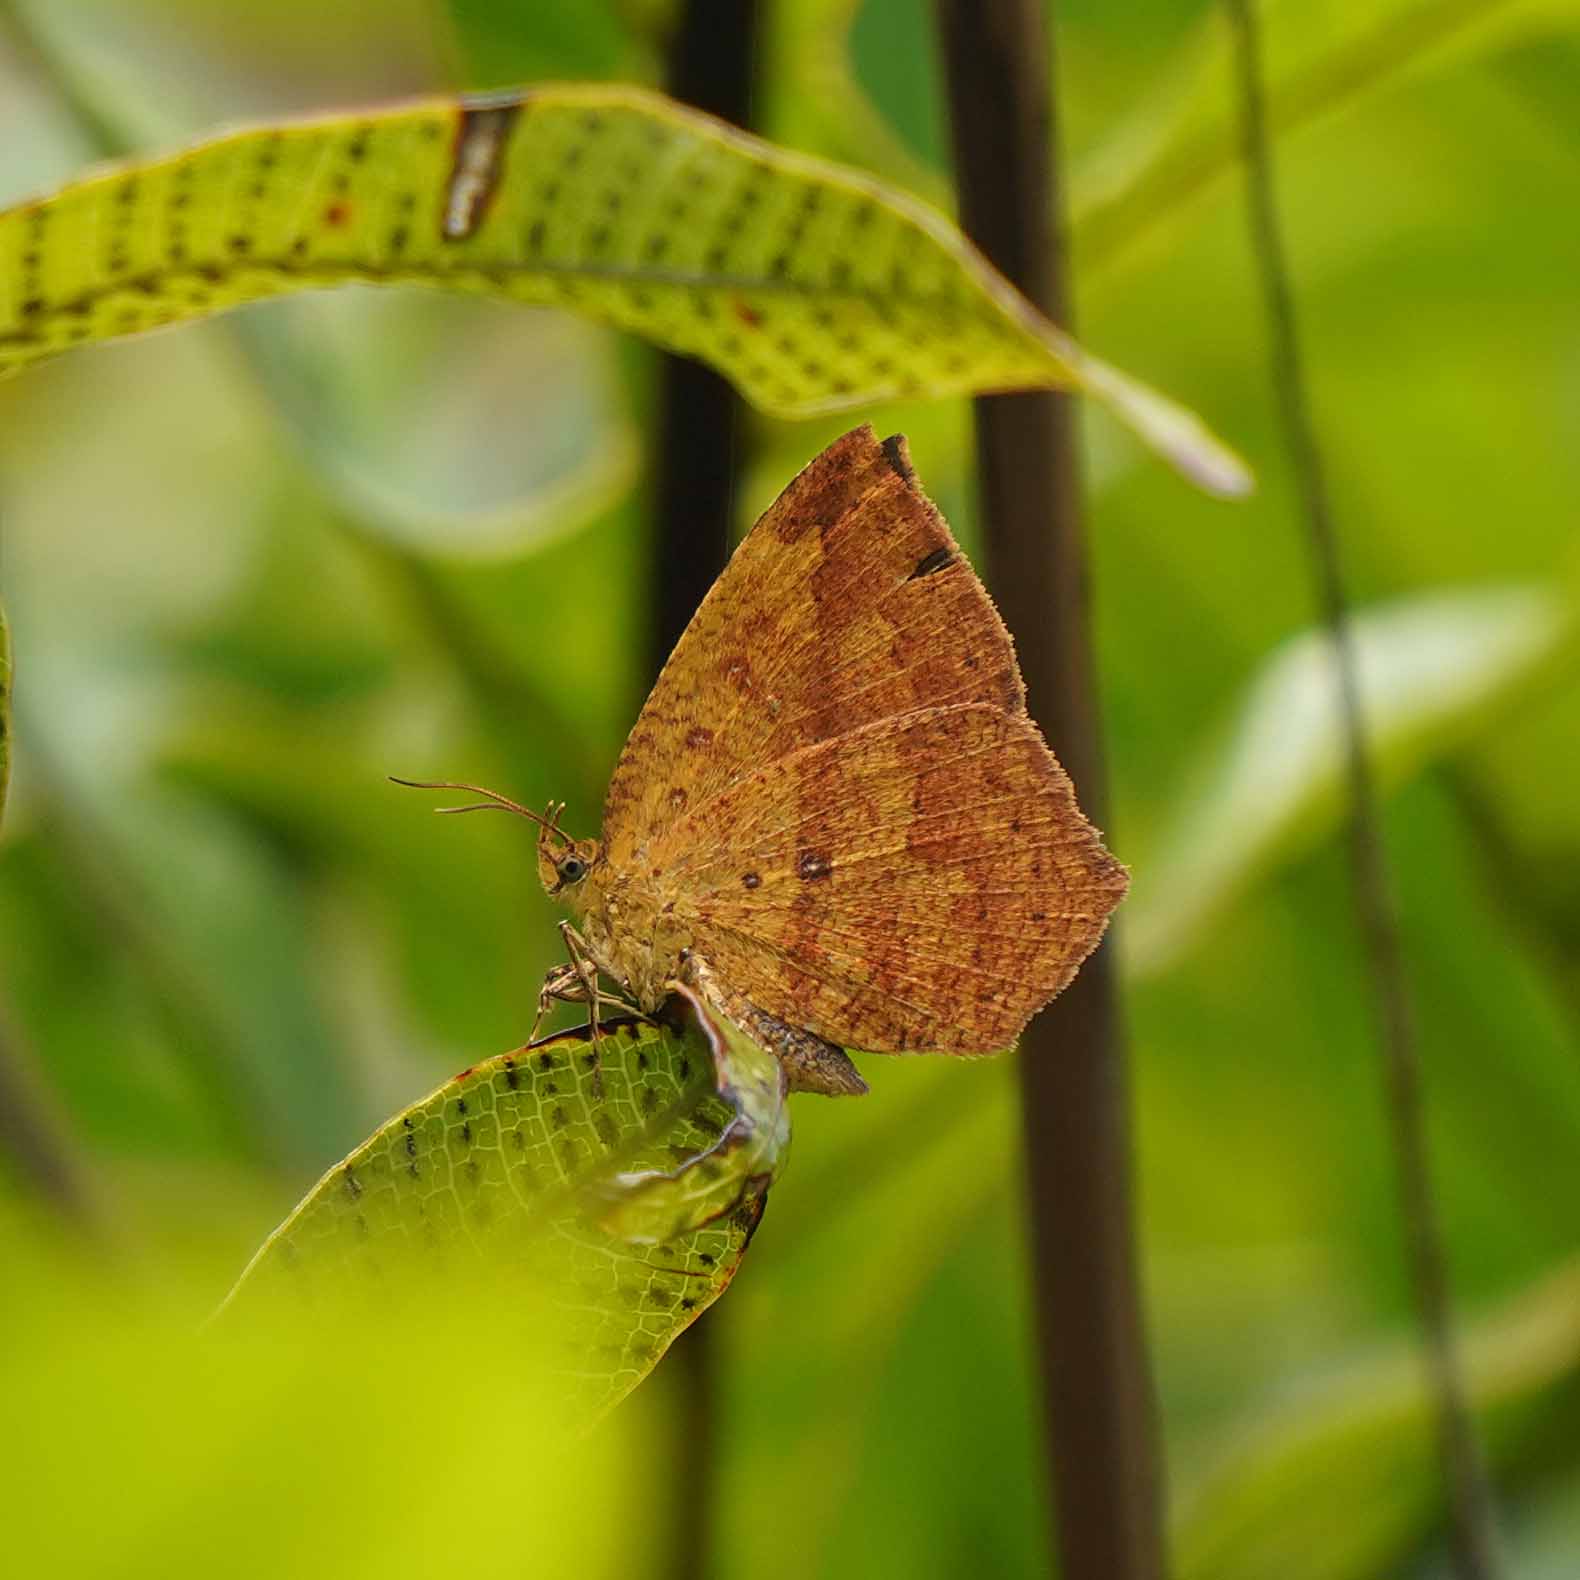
left=238, top=295, right=639, bottom=560
left=1074, top=0, right=1575, bottom=271
left=1174, top=1259, right=1580, bottom=1580
left=0, top=85, right=1247, bottom=494
left=0, top=596, right=11, bottom=830
left=19, top=681, right=356, bottom=1168
left=224, top=1009, right=778, bottom=1419
left=442, top=0, right=641, bottom=89
left=1127, top=586, right=1570, bottom=976
left=764, top=0, right=948, bottom=204
left=1, top=1200, right=676, bottom=1580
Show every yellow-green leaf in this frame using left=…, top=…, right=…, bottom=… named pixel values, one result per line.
left=222, top=1011, right=780, bottom=1421
left=0, top=84, right=1249, bottom=496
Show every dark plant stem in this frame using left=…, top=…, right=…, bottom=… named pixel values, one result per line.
left=654, top=5, right=759, bottom=1577
left=1225, top=4, right=1501, bottom=1576
left=935, top=5, right=1167, bottom=1578
left=0, top=995, right=101, bottom=1229
left=655, top=3, right=756, bottom=664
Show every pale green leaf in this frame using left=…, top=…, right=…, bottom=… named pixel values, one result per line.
left=1127, top=586, right=1570, bottom=976
left=237, top=294, right=638, bottom=560
left=0, top=84, right=1248, bottom=495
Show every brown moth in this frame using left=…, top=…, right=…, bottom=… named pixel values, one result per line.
left=402, top=426, right=1126, bottom=1097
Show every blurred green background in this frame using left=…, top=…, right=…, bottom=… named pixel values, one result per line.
left=2, top=1, right=1579, bottom=1576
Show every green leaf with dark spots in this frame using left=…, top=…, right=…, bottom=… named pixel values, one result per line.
left=222, top=1005, right=786, bottom=1420
left=0, top=84, right=1248, bottom=495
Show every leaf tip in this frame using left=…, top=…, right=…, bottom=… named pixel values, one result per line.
left=1078, top=354, right=1255, bottom=499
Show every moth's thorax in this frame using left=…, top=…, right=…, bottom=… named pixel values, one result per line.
left=569, top=862, right=690, bottom=1013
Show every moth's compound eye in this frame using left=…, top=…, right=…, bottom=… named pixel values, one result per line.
left=558, top=855, right=588, bottom=884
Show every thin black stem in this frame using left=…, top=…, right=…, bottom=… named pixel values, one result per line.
left=654, top=5, right=760, bottom=1577
left=935, top=4, right=1167, bottom=1578
left=1225, top=4, right=1501, bottom=1576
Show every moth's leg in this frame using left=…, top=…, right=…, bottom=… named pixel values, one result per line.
left=559, top=921, right=644, bottom=1102
left=529, top=960, right=584, bottom=1044
left=557, top=923, right=630, bottom=1098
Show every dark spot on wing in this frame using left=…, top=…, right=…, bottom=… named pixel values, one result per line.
left=881, top=433, right=917, bottom=485
left=797, top=850, right=832, bottom=881
left=908, top=546, right=954, bottom=580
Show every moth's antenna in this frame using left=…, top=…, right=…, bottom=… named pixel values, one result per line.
left=388, top=777, right=571, bottom=844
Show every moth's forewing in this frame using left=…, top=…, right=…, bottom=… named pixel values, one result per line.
left=595, top=425, right=1125, bottom=1056
left=654, top=704, right=1127, bottom=1053
left=601, top=425, right=1022, bottom=868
